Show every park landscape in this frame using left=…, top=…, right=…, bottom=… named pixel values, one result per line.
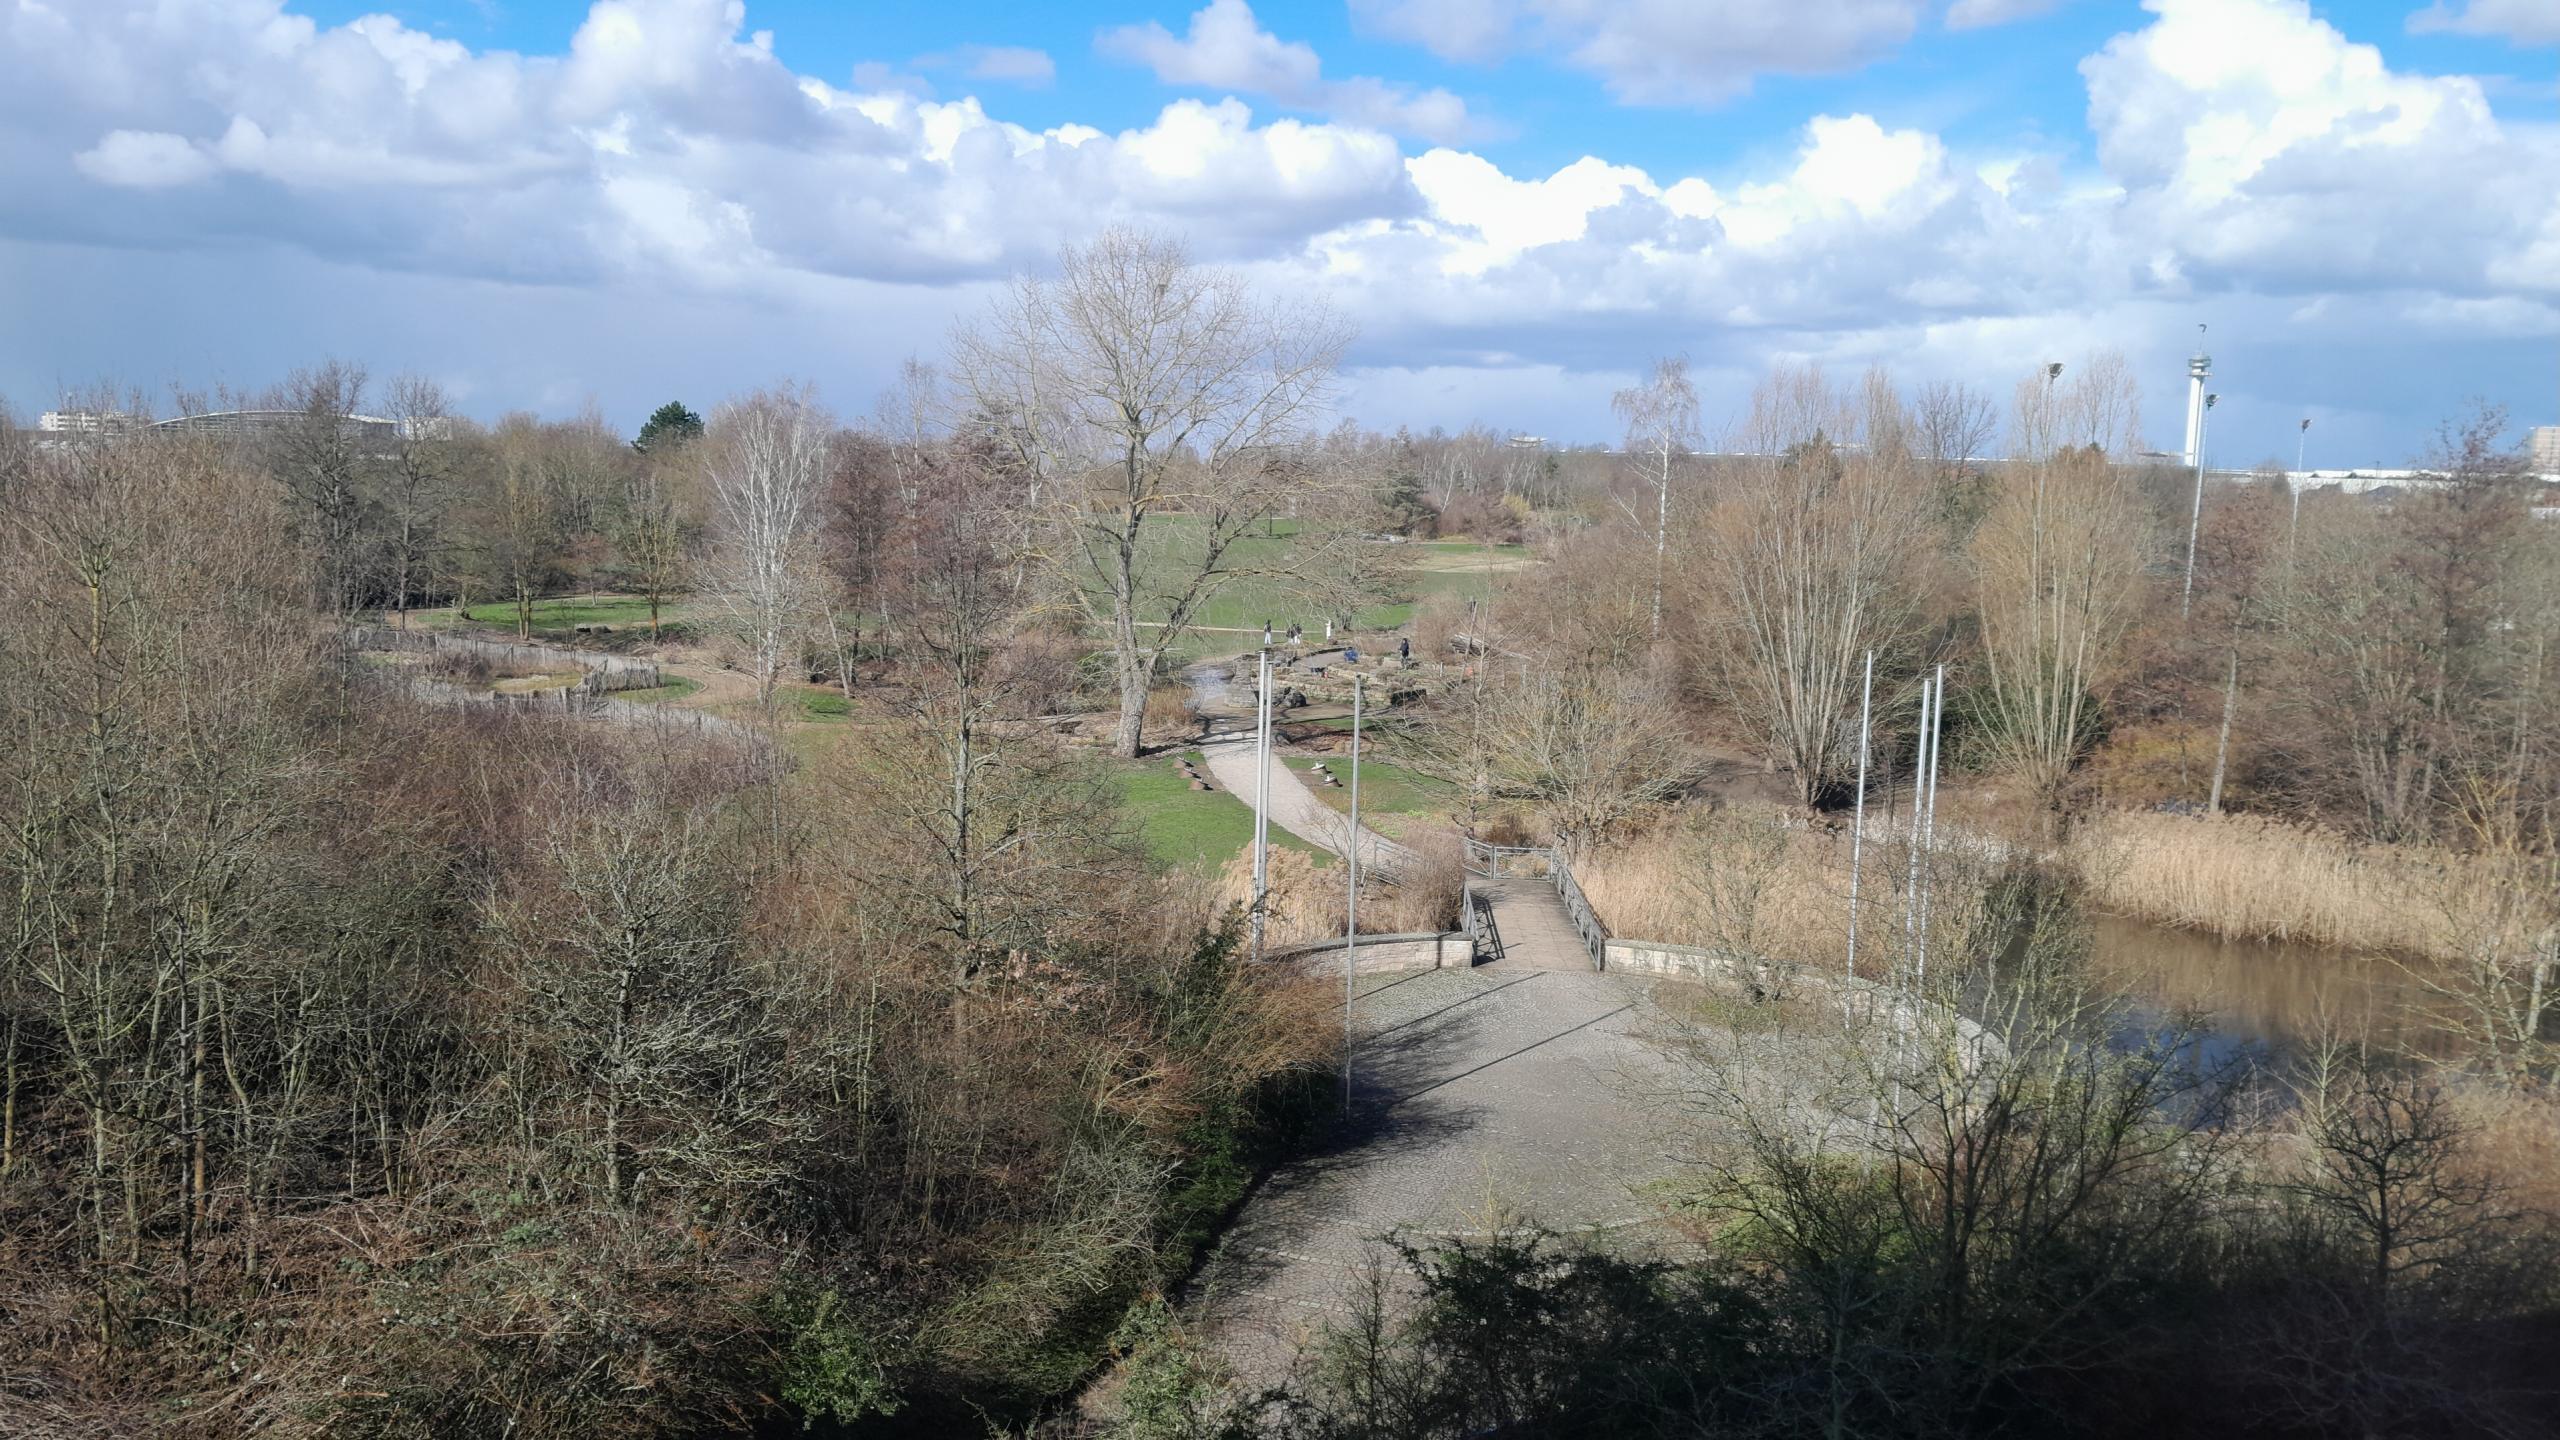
left=10, top=230, right=2560, bottom=1439
left=9, top=1, right=2560, bottom=1435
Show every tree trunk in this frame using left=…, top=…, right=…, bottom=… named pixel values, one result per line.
left=1113, top=653, right=1147, bottom=759
left=2208, top=640, right=2239, bottom=814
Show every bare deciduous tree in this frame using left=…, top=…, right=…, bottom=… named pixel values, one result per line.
left=1695, top=368, right=1935, bottom=807
left=1971, top=434, right=2150, bottom=811
left=381, top=375, right=456, bottom=629
left=951, top=227, right=1350, bottom=757
left=700, top=385, right=832, bottom=720
left=1412, top=657, right=1699, bottom=853
left=1613, top=357, right=1699, bottom=641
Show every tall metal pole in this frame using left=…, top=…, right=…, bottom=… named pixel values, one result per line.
left=1343, top=673, right=1364, bottom=1112
left=1846, top=650, right=1874, bottom=984
left=1251, top=648, right=1272, bottom=961
left=1915, top=663, right=1946, bottom=990
left=1901, top=672, right=1935, bottom=985
left=2182, top=394, right=2216, bottom=618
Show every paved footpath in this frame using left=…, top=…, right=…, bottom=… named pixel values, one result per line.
left=1183, top=958, right=1700, bottom=1387
left=1186, top=658, right=1415, bottom=877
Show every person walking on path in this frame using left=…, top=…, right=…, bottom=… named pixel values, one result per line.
left=1398, top=635, right=1410, bottom=663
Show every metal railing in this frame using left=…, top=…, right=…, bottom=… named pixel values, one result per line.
left=1462, top=838, right=1608, bottom=970
left=1461, top=876, right=1505, bottom=964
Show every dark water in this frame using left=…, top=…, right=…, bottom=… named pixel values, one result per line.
left=2085, top=913, right=2455, bottom=1075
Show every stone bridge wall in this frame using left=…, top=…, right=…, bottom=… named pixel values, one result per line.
left=1264, top=932, right=1475, bottom=974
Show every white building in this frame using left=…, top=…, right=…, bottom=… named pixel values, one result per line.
left=2532, top=425, right=2560, bottom=474
left=37, top=408, right=141, bottom=436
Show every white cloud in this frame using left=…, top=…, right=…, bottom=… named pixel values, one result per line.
left=1945, top=0, right=2063, bottom=31
left=2082, top=0, right=2557, bottom=297
left=75, top=130, right=216, bottom=188
left=2, top=0, right=2554, bottom=466
left=959, top=46, right=1056, bottom=86
left=1100, top=0, right=1481, bottom=142
left=1349, top=0, right=1926, bottom=105
left=2408, top=1, right=2560, bottom=45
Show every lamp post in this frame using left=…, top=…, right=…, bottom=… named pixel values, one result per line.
left=1251, top=646, right=1273, bottom=960
left=1342, top=673, right=1364, bottom=1112
left=2182, top=392, right=2218, bottom=619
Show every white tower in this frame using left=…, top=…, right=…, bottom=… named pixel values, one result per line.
left=2181, top=325, right=2211, bottom=470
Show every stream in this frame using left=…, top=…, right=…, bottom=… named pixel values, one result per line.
left=2087, top=914, right=2457, bottom=1074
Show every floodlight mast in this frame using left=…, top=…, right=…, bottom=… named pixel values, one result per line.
left=2182, top=325, right=2211, bottom=469
left=2183, top=391, right=2218, bottom=618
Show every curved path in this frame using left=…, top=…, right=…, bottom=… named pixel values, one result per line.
left=1186, top=658, right=1416, bottom=878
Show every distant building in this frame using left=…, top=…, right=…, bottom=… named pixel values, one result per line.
left=37, top=408, right=142, bottom=437
left=150, top=409, right=399, bottom=444
left=2532, top=425, right=2560, bottom=474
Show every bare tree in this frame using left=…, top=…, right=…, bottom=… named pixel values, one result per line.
left=950, top=227, right=1350, bottom=757
left=270, top=359, right=378, bottom=617
left=1971, top=433, right=2150, bottom=811
left=1410, top=657, right=1699, bottom=853
left=469, top=417, right=565, bottom=639
left=2269, top=406, right=2538, bottom=841
left=381, top=376, right=457, bottom=628
left=700, top=386, right=832, bottom=720
left=1695, top=369, right=1935, bottom=807
left=615, top=445, right=697, bottom=639
left=1913, top=379, right=1996, bottom=484
left=1611, top=356, right=1699, bottom=642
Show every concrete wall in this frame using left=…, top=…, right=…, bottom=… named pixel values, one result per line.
left=1265, top=932, right=1475, bottom=974
left=1605, top=937, right=2005, bottom=1064
left=1603, top=937, right=1752, bottom=981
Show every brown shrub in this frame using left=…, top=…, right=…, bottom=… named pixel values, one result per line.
left=1140, top=684, right=1198, bottom=746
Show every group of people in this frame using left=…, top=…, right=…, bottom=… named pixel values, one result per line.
left=1261, top=619, right=1412, bottom=667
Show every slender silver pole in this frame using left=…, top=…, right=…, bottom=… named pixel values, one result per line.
left=1343, top=673, right=1364, bottom=1112
left=1846, top=650, right=1873, bottom=984
left=2182, top=403, right=2212, bottom=618
left=1915, top=663, right=1946, bottom=990
left=1901, top=672, right=1934, bottom=985
left=1251, top=648, right=1272, bottom=961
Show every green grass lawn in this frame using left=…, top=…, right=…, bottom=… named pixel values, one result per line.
left=1122, top=521, right=1527, bottom=643
left=1112, top=753, right=1330, bottom=873
left=786, top=688, right=852, bottom=721
left=1284, top=756, right=1454, bottom=818
left=607, top=676, right=704, bottom=704
left=444, top=595, right=685, bottom=637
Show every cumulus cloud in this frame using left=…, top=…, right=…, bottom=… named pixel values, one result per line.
left=75, top=130, right=217, bottom=188
left=0, top=0, right=2552, bottom=463
left=1099, top=0, right=1482, bottom=143
left=1349, top=0, right=1926, bottom=105
left=2082, top=0, right=2558, bottom=298
left=2408, top=1, right=2560, bottom=45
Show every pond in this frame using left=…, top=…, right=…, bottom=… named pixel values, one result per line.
left=2085, top=913, right=2459, bottom=1075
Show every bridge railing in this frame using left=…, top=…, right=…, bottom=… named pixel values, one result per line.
left=1461, top=875, right=1505, bottom=964
left=1462, top=838, right=1607, bottom=970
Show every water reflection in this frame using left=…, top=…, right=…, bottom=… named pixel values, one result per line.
left=2086, top=914, right=2456, bottom=1074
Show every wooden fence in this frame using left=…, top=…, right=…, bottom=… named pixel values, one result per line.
left=344, top=625, right=663, bottom=693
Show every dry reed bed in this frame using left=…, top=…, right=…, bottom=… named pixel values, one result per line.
left=1579, top=818, right=1970, bottom=982
left=2064, top=810, right=2551, bottom=961
left=1218, top=832, right=1464, bottom=950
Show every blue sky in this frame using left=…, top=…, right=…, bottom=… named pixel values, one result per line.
left=3, top=0, right=2556, bottom=464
